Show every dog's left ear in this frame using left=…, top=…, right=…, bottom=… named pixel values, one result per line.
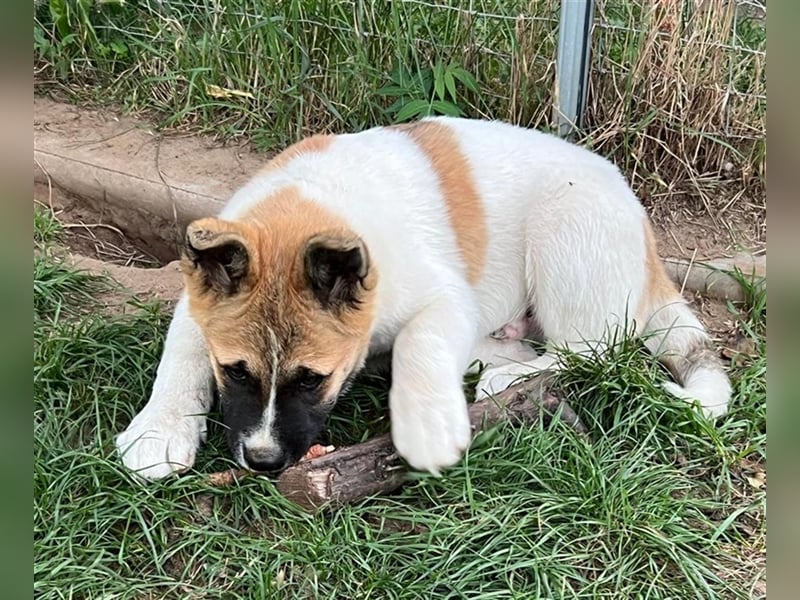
left=303, top=233, right=370, bottom=310
left=183, top=218, right=254, bottom=296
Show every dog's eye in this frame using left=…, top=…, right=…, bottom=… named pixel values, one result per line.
left=223, top=362, right=250, bottom=383
left=295, top=368, right=327, bottom=391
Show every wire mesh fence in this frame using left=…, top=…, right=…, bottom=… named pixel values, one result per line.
left=34, top=0, right=766, bottom=212
left=385, top=0, right=766, bottom=211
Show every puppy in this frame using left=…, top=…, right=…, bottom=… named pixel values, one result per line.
left=116, top=118, right=731, bottom=479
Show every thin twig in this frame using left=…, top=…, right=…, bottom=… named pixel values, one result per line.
left=680, top=248, right=699, bottom=296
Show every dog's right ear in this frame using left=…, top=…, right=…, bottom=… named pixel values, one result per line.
left=182, top=218, right=254, bottom=296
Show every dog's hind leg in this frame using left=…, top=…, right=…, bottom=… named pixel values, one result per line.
left=115, top=295, right=214, bottom=479
left=636, top=226, right=731, bottom=418
left=477, top=183, right=648, bottom=400
left=467, top=335, right=539, bottom=375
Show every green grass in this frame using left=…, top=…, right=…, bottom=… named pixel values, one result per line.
left=34, top=205, right=64, bottom=245
left=34, top=210, right=766, bottom=598
left=33, top=0, right=766, bottom=213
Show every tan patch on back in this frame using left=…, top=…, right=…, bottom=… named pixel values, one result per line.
left=260, top=135, right=334, bottom=173
left=394, top=121, right=487, bottom=283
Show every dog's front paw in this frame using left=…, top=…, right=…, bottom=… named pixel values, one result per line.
left=116, top=404, right=206, bottom=480
left=390, top=385, right=471, bottom=475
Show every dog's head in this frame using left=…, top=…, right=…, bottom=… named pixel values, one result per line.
left=181, top=195, right=377, bottom=473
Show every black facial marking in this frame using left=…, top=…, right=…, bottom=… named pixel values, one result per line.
left=286, top=367, right=328, bottom=394
left=217, top=361, right=262, bottom=454
left=222, top=361, right=251, bottom=384
left=218, top=364, right=343, bottom=473
left=269, top=381, right=331, bottom=466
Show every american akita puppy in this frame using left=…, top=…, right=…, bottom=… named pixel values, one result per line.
left=116, top=118, right=731, bottom=479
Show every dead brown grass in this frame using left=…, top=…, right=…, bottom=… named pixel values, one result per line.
left=585, top=0, right=766, bottom=219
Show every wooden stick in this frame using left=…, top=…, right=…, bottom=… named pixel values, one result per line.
left=269, top=374, right=584, bottom=511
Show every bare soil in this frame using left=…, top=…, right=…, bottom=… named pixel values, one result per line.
left=34, top=97, right=264, bottom=234
left=649, top=203, right=766, bottom=263
left=35, top=182, right=184, bottom=312
left=66, top=254, right=184, bottom=310
left=33, top=97, right=264, bottom=194
left=35, top=181, right=167, bottom=266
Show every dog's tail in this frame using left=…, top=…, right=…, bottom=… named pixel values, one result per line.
left=639, top=229, right=731, bottom=418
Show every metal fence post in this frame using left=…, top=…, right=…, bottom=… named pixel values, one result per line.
left=554, top=0, right=594, bottom=138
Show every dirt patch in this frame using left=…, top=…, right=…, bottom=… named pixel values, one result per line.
left=686, top=292, right=751, bottom=358
left=35, top=181, right=186, bottom=312
left=65, top=254, right=184, bottom=313
left=35, top=181, right=177, bottom=265
left=33, top=96, right=263, bottom=192
left=34, top=96, right=264, bottom=232
left=650, top=205, right=766, bottom=263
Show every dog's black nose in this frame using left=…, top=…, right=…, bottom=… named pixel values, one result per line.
left=243, top=447, right=287, bottom=474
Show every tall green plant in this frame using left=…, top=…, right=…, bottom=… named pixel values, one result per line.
left=377, top=60, right=479, bottom=122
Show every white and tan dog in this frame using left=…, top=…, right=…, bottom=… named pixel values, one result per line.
left=116, top=118, right=731, bottom=479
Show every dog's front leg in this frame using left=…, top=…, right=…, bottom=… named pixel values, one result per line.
left=389, top=291, right=478, bottom=475
left=116, top=295, right=214, bottom=480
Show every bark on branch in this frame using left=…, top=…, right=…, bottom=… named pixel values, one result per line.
left=267, top=374, right=584, bottom=511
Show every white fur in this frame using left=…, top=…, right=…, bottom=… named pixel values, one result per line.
left=115, top=296, right=213, bottom=479
left=238, top=328, right=283, bottom=466
left=639, top=298, right=732, bottom=418
left=389, top=283, right=477, bottom=474
left=117, top=117, right=731, bottom=479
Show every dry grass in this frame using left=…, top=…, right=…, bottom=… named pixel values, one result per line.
left=586, top=0, right=766, bottom=219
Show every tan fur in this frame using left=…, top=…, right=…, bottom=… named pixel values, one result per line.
left=639, top=219, right=680, bottom=316
left=638, top=219, right=706, bottom=381
left=184, top=186, right=377, bottom=404
left=260, top=135, right=334, bottom=173
left=394, top=121, right=488, bottom=283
